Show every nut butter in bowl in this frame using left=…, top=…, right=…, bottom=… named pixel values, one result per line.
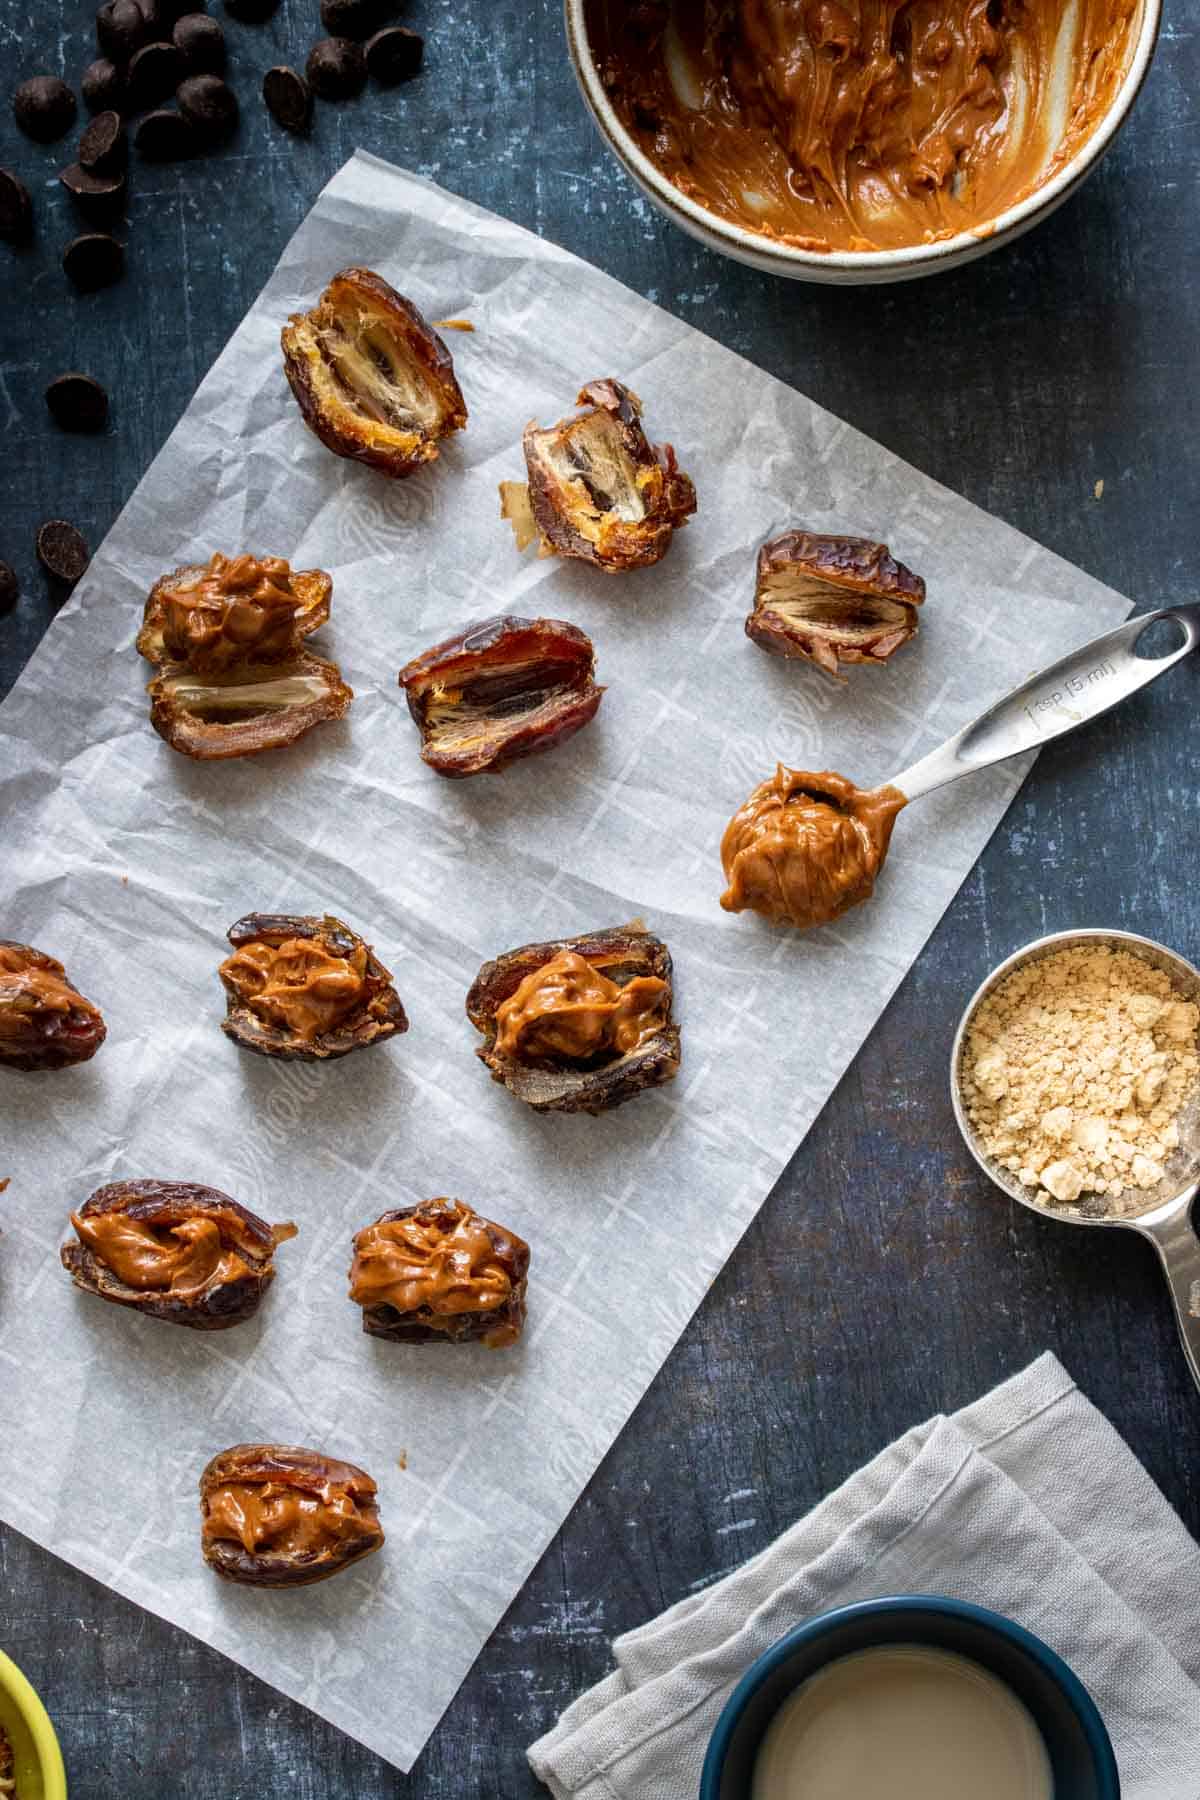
left=701, top=1596, right=1119, bottom=1800
left=566, top=0, right=1162, bottom=281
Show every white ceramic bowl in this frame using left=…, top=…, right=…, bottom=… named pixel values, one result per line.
left=564, top=0, right=1162, bottom=284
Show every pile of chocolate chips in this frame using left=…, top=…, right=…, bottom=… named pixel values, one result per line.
left=5, top=1, right=249, bottom=295
left=2, top=0, right=425, bottom=614
left=264, top=0, right=422, bottom=134
left=5, top=0, right=425, bottom=276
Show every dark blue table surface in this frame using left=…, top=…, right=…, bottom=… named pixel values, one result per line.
left=1, top=4, right=1197, bottom=1795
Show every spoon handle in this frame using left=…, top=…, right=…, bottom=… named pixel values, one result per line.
left=891, top=603, right=1200, bottom=802
left=1139, top=1193, right=1200, bottom=1400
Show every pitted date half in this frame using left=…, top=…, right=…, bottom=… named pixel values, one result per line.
left=350, top=1197, right=530, bottom=1348
left=0, top=940, right=106, bottom=1072
left=398, top=614, right=605, bottom=778
left=281, top=266, right=468, bottom=478
left=147, top=651, right=353, bottom=761
left=200, top=1443, right=384, bottom=1588
left=746, top=531, right=925, bottom=679
left=61, top=1179, right=297, bottom=1330
left=467, top=921, right=681, bottom=1115
left=219, top=912, right=409, bottom=1062
left=499, top=378, right=696, bottom=572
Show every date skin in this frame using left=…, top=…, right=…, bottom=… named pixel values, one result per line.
left=467, top=921, right=681, bottom=1115
left=60, top=1179, right=296, bottom=1331
left=399, top=614, right=605, bottom=778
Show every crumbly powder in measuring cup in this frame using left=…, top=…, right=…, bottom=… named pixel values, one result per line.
left=962, top=945, right=1200, bottom=1215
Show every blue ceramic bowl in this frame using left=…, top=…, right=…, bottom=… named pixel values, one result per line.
left=700, top=1596, right=1119, bottom=1799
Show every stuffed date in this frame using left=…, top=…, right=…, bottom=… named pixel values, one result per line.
left=136, top=553, right=333, bottom=670
left=139, top=551, right=352, bottom=762
left=0, top=940, right=106, bottom=1072
left=349, top=1197, right=529, bottom=1347
left=219, top=912, right=408, bottom=1061
left=200, top=1443, right=384, bottom=1588
left=467, top=922, right=680, bottom=1115
left=281, top=267, right=467, bottom=478
left=499, top=379, right=695, bottom=572
left=61, top=1179, right=297, bottom=1330
left=746, top=532, right=925, bottom=679
left=398, top=614, right=604, bottom=778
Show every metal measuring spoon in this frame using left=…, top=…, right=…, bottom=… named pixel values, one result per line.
left=890, top=601, right=1199, bottom=800
left=951, top=929, right=1200, bottom=1396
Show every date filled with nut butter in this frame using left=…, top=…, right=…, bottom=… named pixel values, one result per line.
left=493, top=951, right=668, bottom=1064
left=200, top=1444, right=384, bottom=1588
left=350, top=1198, right=530, bottom=1348
left=468, top=923, right=682, bottom=1115
left=0, top=940, right=106, bottom=1071
left=588, top=0, right=1137, bottom=254
left=138, top=552, right=350, bottom=761
left=61, top=1180, right=296, bottom=1330
left=218, top=913, right=408, bottom=1061
left=720, top=766, right=906, bottom=930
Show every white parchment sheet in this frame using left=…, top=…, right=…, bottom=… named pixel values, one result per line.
left=0, top=153, right=1131, bottom=1771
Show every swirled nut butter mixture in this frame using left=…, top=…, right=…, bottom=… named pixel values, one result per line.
left=962, top=945, right=1200, bottom=1216
left=587, top=0, right=1137, bottom=252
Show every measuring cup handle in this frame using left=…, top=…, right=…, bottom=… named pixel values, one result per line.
left=1139, top=1195, right=1200, bottom=1399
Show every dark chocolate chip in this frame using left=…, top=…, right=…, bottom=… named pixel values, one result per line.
left=176, top=73, right=238, bottom=141
left=306, top=37, right=367, bottom=101
left=46, top=373, right=110, bottom=432
left=62, top=231, right=125, bottom=291
left=13, top=76, right=78, bottom=144
left=96, top=0, right=148, bottom=61
left=320, top=0, right=384, bottom=39
left=262, top=65, right=311, bottom=134
left=0, top=169, right=33, bottom=245
left=365, top=25, right=422, bottom=84
left=128, top=40, right=186, bottom=109
left=36, top=521, right=91, bottom=589
left=81, top=58, right=127, bottom=113
left=139, top=0, right=188, bottom=32
left=79, top=109, right=127, bottom=173
left=59, top=163, right=127, bottom=225
left=224, top=0, right=281, bottom=18
left=0, top=563, right=17, bottom=614
left=134, top=106, right=196, bottom=159
left=174, top=13, right=226, bottom=73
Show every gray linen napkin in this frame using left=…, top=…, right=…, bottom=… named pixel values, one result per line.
left=528, top=1354, right=1200, bottom=1799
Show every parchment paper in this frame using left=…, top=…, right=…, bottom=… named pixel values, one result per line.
left=0, top=152, right=1131, bottom=1772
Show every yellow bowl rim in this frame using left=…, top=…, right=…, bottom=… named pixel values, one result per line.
left=0, top=1649, right=67, bottom=1800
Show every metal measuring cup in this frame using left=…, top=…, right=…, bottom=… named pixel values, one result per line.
left=951, top=929, right=1200, bottom=1396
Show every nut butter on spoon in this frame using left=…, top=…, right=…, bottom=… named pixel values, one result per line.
left=721, top=602, right=1200, bottom=931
